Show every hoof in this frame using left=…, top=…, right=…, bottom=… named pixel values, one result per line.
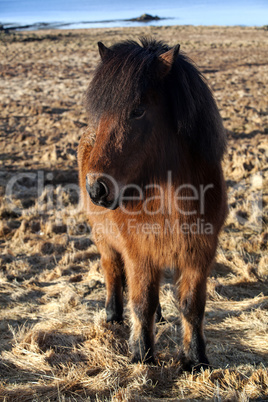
left=131, top=344, right=156, bottom=365
left=106, top=313, right=123, bottom=324
left=131, top=353, right=156, bottom=365
left=178, top=350, right=210, bottom=372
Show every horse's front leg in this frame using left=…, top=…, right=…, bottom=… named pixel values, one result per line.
left=126, top=258, right=161, bottom=364
left=98, top=244, right=125, bottom=323
left=176, top=264, right=210, bottom=371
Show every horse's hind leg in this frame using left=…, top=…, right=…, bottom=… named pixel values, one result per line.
left=99, top=244, right=124, bottom=323
left=176, top=265, right=210, bottom=371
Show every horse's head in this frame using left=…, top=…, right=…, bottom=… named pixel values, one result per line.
left=85, top=39, right=180, bottom=209
left=84, top=39, right=226, bottom=210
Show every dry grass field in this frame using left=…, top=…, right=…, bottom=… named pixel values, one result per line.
left=0, top=25, right=267, bottom=401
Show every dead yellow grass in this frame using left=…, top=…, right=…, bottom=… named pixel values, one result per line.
left=0, top=25, right=267, bottom=401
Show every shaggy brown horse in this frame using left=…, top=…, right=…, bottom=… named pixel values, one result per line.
left=78, top=38, right=227, bottom=370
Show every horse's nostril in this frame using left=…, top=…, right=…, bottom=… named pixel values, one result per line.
left=86, top=176, right=119, bottom=209
left=97, top=180, right=109, bottom=199
left=87, top=179, right=109, bottom=202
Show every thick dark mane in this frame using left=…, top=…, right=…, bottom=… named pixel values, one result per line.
left=86, top=38, right=226, bottom=161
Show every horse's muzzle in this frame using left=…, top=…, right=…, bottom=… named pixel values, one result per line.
left=86, top=177, right=119, bottom=210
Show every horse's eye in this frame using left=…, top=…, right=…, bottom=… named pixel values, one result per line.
left=130, top=107, right=146, bottom=119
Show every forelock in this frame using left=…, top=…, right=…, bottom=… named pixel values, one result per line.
left=85, top=39, right=169, bottom=122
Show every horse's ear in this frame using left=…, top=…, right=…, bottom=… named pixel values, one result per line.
left=158, top=44, right=180, bottom=78
left=97, top=42, right=113, bottom=61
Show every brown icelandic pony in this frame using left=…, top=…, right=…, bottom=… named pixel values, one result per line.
left=78, top=38, right=227, bottom=370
